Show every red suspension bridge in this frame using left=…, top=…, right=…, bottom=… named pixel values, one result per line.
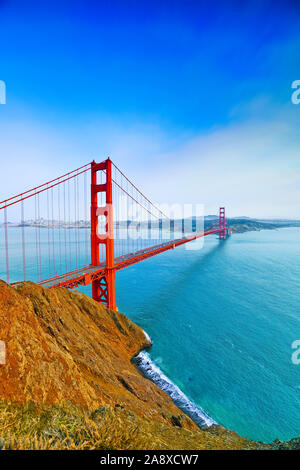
left=0, top=158, right=230, bottom=310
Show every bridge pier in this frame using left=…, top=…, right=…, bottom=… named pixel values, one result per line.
left=91, top=158, right=117, bottom=310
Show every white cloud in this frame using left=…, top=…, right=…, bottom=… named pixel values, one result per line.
left=0, top=101, right=299, bottom=219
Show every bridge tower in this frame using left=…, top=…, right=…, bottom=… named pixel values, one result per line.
left=219, top=206, right=226, bottom=240
left=91, top=158, right=117, bottom=310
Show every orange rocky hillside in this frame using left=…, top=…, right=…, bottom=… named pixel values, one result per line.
left=1, top=280, right=297, bottom=450
left=0, top=280, right=196, bottom=430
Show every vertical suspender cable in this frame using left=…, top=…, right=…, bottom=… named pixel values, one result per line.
left=37, top=192, right=42, bottom=279
left=117, top=170, right=119, bottom=259
left=121, top=172, right=123, bottom=257
left=114, top=167, right=117, bottom=258
left=4, top=206, right=9, bottom=283
left=84, top=170, right=88, bottom=265
left=47, top=186, right=51, bottom=276
left=76, top=176, right=80, bottom=267
left=21, top=198, right=26, bottom=281
left=68, top=178, right=71, bottom=269
left=51, top=187, right=56, bottom=274
left=64, top=181, right=67, bottom=272
left=127, top=178, right=129, bottom=254
left=34, top=191, right=39, bottom=281
left=58, top=182, right=62, bottom=273
left=74, top=176, right=78, bottom=268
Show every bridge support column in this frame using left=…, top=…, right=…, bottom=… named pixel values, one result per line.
left=219, top=207, right=226, bottom=240
left=91, top=158, right=117, bottom=310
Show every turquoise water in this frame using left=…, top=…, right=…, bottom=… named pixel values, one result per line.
left=1, top=227, right=300, bottom=442
left=115, top=228, right=300, bottom=443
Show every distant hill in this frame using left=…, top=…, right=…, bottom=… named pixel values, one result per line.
left=225, top=218, right=300, bottom=234
left=200, top=216, right=300, bottom=234
left=170, top=216, right=300, bottom=234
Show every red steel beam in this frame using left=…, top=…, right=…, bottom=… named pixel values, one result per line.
left=114, top=228, right=223, bottom=271
left=28, top=227, right=228, bottom=291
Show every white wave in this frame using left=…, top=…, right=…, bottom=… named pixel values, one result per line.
left=134, top=351, right=216, bottom=427
left=142, top=329, right=152, bottom=344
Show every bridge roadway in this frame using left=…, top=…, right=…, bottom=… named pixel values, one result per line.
left=33, top=228, right=223, bottom=291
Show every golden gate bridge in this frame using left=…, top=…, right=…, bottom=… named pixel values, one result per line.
left=0, top=158, right=229, bottom=310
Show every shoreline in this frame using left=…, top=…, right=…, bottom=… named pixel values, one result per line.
left=133, top=336, right=216, bottom=428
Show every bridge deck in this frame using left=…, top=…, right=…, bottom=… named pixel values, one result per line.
left=33, top=228, right=224, bottom=291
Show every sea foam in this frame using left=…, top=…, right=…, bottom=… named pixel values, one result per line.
left=142, top=329, right=152, bottom=344
left=134, top=351, right=216, bottom=427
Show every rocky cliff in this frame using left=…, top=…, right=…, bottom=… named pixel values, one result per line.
left=0, top=280, right=193, bottom=426
left=0, top=280, right=294, bottom=450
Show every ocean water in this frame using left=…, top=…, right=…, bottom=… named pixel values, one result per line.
left=1, top=227, right=300, bottom=442
left=114, top=228, right=300, bottom=443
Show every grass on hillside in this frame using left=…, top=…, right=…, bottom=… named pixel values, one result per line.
left=0, top=401, right=269, bottom=450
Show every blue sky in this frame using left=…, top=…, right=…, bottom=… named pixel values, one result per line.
left=0, top=0, right=300, bottom=217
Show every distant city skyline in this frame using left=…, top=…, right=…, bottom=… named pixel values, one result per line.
left=0, top=1, right=300, bottom=218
